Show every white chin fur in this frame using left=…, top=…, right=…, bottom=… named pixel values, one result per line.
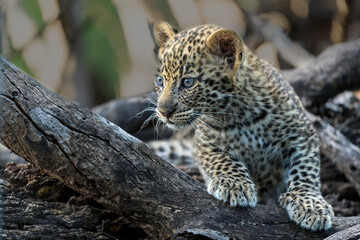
left=166, top=122, right=186, bottom=130
left=156, top=114, right=188, bottom=130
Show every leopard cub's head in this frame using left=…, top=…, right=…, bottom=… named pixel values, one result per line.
left=152, top=21, right=244, bottom=130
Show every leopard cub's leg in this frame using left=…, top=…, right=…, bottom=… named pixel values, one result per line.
left=280, top=145, right=334, bottom=231
left=279, top=190, right=334, bottom=231
left=197, top=150, right=257, bottom=207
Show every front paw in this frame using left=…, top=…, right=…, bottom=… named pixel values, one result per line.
left=207, top=176, right=257, bottom=207
left=279, top=191, right=334, bottom=231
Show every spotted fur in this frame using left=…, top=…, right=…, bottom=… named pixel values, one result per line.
left=151, top=22, right=334, bottom=231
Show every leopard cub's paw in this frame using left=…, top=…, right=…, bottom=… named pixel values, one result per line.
left=279, top=192, right=334, bottom=231
left=207, top=176, right=257, bottom=207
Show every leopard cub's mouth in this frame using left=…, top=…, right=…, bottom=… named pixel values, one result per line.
left=156, top=108, right=198, bottom=130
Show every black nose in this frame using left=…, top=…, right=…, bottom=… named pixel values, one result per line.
left=159, top=106, right=177, bottom=118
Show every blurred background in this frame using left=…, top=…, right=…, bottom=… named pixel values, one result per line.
left=0, top=0, right=359, bottom=107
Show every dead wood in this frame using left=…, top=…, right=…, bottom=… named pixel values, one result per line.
left=0, top=162, right=145, bottom=239
left=283, top=39, right=360, bottom=109
left=244, top=13, right=360, bottom=109
left=1, top=57, right=360, bottom=239
left=92, top=92, right=171, bottom=142
left=0, top=144, right=25, bottom=164
left=323, top=223, right=360, bottom=240
left=0, top=168, right=110, bottom=239
left=245, top=12, right=315, bottom=68
left=307, top=111, right=360, bottom=196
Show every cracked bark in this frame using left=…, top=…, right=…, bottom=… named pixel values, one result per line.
left=283, top=39, right=360, bottom=109
left=0, top=163, right=114, bottom=239
left=1, top=56, right=360, bottom=239
left=245, top=12, right=315, bottom=68
left=307, top=112, right=360, bottom=196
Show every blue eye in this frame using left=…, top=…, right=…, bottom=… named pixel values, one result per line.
left=156, top=76, right=164, bottom=87
left=183, top=78, right=195, bottom=88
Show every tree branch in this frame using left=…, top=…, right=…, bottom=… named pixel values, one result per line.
left=307, top=112, right=360, bottom=195
left=245, top=12, right=315, bottom=68
left=283, top=39, right=360, bottom=108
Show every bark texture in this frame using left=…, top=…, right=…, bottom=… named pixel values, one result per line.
left=1, top=57, right=360, bottom=239
left=0, top=180, right=109, bottom=239
left=92, top=92, right=170, bottom=142
left=307, top=112, right=360, bottom=196
left=246, top=12, right=315, bottom=68
left=0, top=162, right=146, bottom=239
left=283, top=39, right=360, bottom=108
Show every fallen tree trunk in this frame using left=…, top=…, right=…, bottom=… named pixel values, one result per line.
left=245, top=13, right=360, bottom=109
left=245, top=12, right=315, bottom=68
left=324, top=223, right=360, bottom=240
left=0, top=171, right=110, bottom=239
left=307, top=112, right=360, bottom=196
left=0, top=162, right=147, bottom=239
left=283, top=39, right=360, bottom=109
left=1, top=58, right=360, bottom=239
left=92, top=92, right=170, bottom=142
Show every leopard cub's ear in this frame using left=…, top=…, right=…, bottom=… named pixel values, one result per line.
left=206, top=29, right=244, bottom=73
left=153, top=21, right=175, bottom=58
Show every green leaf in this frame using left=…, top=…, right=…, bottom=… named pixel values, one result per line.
left=11, top=54, right=34, bottom=77
left=83, top=23, right=119, bottom=99
left=84, top=0, right=130, bottom=99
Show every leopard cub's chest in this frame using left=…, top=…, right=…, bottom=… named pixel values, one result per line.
left=197, top=124, right=285, bottom=191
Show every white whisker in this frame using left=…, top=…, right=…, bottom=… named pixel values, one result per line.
left=138, top=113, right=157, bottom=133
left=131, top=107, right=156, bottom=120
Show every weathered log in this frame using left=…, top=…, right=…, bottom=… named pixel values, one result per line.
left=283, top=39, right=360, bottom=109
left=0, top=170, right=110, bottom=240
left=319, top=91, right=360, bottom=147
left=324, top=223, right=360, bottom=240
left=244, top=13, right=360, bottom=109
left=307, top=111, right=360, bottom=196
left=92, top=92, right=156, bottom=134
left=0, top=162, right=146, bottom=239
left=0, top=144, right=25, bottom=164
left=1, top=57, right=359, bottom=239
left=245, top=12, right=315, bottom=68
left=92, top=92, right=171, bottom=141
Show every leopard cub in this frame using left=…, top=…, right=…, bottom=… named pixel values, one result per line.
left=151, top=21, right=334, bottom=231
